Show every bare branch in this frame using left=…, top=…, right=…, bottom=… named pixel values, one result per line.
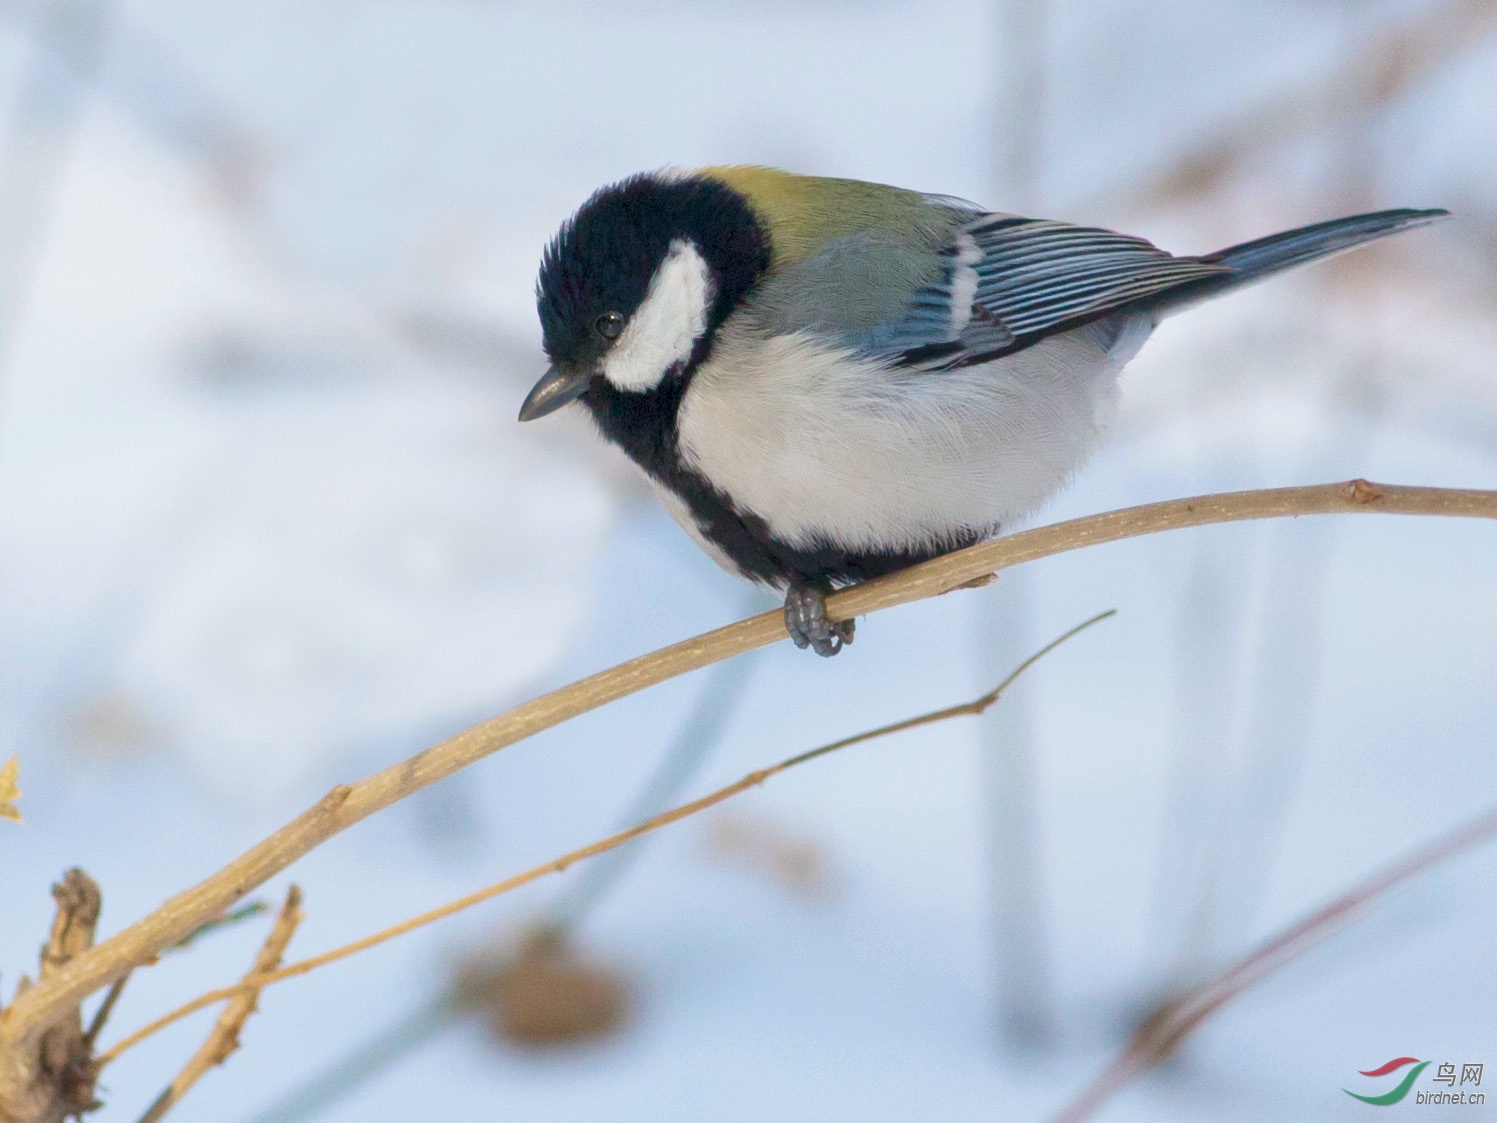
left=4, top=479, right=1494, bottom=1058
left=134, top=886, right=303, bottom=1123
left=98, top=611, right=1112, bottom=1066
left=1050, top=804, right=1497, bottom=1123
left=0, top=870, right=103, bottom=1123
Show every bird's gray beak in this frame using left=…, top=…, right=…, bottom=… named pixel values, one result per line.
left=518, top=364, right=589, bottom=421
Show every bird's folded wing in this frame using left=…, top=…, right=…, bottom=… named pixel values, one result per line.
left=865, top=217, right=1232, bottom=370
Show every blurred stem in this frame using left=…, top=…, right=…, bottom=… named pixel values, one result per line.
left=993, top=0, right=1046, bottom=210
left=1085, top=0, right=1497, bottom=216
left=1151, top=526, right=1253, bottom=988
left=1186, top=441, right=1360, bottom=975
left=0, top=0, right=111, bottom=425
left=238, top=1000, right=452, bottom=1123
left=977, top=567, right=1054, bottom=1048
left=1052, top=802, right=1497, bottom=1123
left=1202, top=515, right=1332, bottom=943
left=544, top=621, right=764, bottom=932
left=983, top=0, right=1052, bottom=1051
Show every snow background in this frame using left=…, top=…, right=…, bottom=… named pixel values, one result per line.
left=0, top=0, right=1494, bottom=1119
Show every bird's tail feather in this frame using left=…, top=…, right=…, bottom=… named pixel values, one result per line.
left=1204, top=207, right=1447, bottom=276
left=1158, top=207, right=1447, bottom=315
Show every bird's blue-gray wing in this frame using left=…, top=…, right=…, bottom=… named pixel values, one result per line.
left=859, top=216, right=1231, bottom=371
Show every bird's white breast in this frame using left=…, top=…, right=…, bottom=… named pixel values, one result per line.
left=674, top=316, right=1151, bottom=553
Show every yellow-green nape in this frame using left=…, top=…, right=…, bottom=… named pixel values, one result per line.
left=698, top=165, right=941, bottom=267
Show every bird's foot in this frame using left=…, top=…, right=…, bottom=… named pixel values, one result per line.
left=783, top=585, right=854, bottom=657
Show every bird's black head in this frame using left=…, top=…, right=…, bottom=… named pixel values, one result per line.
left=521, top=172, right=770, bottom=423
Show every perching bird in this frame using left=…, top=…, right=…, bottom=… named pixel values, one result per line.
left=520, top=166, right=1445, bottom=655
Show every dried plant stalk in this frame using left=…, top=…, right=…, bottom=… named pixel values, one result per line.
left=0, top=871, right=103, bottom=1123
left=1051, top=804, right=1497, bottom=1123
left=99, top=610, right=1111, bottom=1066
left=2, top=480, right=1494, bottom=1067
left=133, top=886, right=303, bottom=1123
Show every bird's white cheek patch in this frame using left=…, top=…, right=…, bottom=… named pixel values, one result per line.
left=602, top=239, right=714, bottom=392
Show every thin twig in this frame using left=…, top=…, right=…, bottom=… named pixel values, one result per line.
left=0, top=870, right=103, bottom=1120
left=97, top=611, right=1113, bottom=1068
left=4, top=480, right=1494, bottom=1055
left=1051, top=804, right=1497, bottom=1123
left=133, top=886, right=303, bottom=1123
left=80, top=974, right=128, bottom=1050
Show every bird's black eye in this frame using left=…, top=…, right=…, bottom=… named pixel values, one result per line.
left=594, top=311, right=624, bottom=340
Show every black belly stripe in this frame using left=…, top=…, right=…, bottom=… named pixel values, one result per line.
left=582, top=372, right=988, bottom=590
left=669, top=461, right=987, bottom=589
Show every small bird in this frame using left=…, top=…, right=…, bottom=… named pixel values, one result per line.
left=520, top=167, right=1444, bottom=655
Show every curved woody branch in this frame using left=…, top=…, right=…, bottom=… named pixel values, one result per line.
left=1, top=479, right=1493, bottom=1063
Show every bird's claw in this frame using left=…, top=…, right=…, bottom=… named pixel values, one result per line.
left=784, top=585, right=854, bottom=657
